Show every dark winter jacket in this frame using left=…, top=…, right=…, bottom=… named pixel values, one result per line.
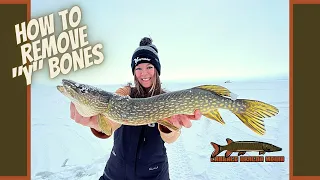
left=91, top=86, right=180, bottom=180
left=101, top=123, right=170, bottom=180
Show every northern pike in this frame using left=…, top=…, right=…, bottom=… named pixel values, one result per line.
left=210, top=138, right=282, bottom=159
left=57, top=79, right=279, bottom=136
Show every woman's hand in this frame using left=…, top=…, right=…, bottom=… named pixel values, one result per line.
left=70, top=102, right=101, bottom=131
left=168, top=109, right=202, bottom=129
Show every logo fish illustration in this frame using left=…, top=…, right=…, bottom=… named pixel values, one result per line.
left=210, top=138, right=282, bottom=159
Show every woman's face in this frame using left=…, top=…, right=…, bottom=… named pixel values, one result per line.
left=134, top=63, right=155, bottom=88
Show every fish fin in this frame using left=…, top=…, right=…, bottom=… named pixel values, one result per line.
left=97, top=114, right=113, bottom=136
left=196, top=85, right=232, bottom=97
left=203, top=109, right=225, bottom=124
left=226, top=138, right=233, bottom=144
left=238, top=151, right=246, bottom=156
left=225, top=150, right=232, bottom=158
left=157, top=120, right=180, bottom=131
left=259, top=151, right=266, bottom=155
left=233, top=99, right=279, bottom=135
left=210, top=142, right=221, bottom=159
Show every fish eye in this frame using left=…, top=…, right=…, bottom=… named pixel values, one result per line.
left=79, top=86, right=87, bottom=93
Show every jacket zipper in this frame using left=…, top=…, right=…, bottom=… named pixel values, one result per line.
left=138, top=126, right=148, bottom=159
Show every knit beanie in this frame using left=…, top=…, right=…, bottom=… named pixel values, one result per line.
left=131, top=37, right=161, bottom=75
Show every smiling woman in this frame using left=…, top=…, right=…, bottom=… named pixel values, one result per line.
left=68, top=36, right=202, bottom=180
left=134, top=63, right=155, bottom=89
left=129, top=38, right=161, bottom=97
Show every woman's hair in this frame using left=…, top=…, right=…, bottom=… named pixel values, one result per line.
left=129, top=70, right=165, bottom=98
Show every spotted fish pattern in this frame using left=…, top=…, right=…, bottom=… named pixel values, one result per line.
left=57, top=79, right=279, bottom=135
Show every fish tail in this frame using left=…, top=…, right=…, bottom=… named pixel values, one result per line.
left=210, top=142, right=221, bottom=159
left=195, top=85, right=279, bottom=134
left=233, top=99, right=279, bottom=135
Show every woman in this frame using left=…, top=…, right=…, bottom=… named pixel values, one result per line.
left=70, top=37, right=202, bottom=180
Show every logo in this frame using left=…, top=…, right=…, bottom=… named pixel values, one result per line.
left=149, top=166, right=158, bottom=171
left=134, top=57, right=151, bottom=65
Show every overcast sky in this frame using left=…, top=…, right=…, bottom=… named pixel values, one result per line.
left=30, top=0, right=289, bottom=85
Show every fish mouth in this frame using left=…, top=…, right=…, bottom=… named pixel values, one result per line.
left=272, top=146, right=282, bottom=152
left=57, top=85, right=65, bottom=93
left=60, top=79, right=81, bottom=93
left=57, top=79, right=80, bottom=98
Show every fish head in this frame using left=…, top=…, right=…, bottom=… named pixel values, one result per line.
left=262, top=143, right=282, bottom=152
left=57, top=79, right=112, bottom=113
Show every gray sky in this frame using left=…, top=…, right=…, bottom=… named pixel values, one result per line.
left=30, top=0, right=289, bottom=85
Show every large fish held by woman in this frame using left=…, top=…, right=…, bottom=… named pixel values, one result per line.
left=57, top=79, right=279, bottom=136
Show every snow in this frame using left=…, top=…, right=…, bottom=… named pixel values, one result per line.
left=31, top=78, right=289, bottom=180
